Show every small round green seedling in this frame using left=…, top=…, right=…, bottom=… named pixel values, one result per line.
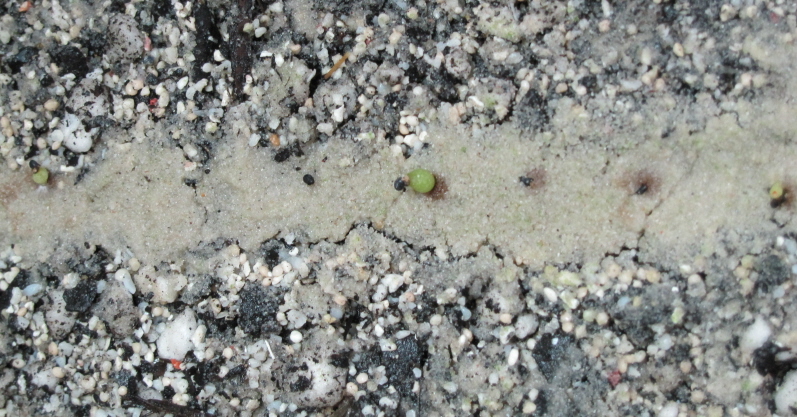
left=407, top=168, right=436, bottom=193
left=32, top=167, right=49, bottom=185
left=770, top=182, right=784, bottom=200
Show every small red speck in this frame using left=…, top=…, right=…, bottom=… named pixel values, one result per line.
left=769, top=12, right=781, bottom=23
left=144, top=36, right=152, bottom=51
left=148, top=98, right=158, bottom=107
left=608, top=369, right=622, bottom=387
left=170, top=359, right=182, bottom=370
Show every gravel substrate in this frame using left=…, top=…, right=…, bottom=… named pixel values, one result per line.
left=1, top=0, right=797, bottom=416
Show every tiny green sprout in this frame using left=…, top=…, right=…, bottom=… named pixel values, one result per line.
left=770, top=182, right=784, bottom=200
left=32, top=167, right=49, bottom=185
left=407, top=168, right=436, bottom=193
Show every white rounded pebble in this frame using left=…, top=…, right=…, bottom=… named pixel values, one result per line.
left=673, top=43, right=685, bottom=57
left=488, top=373, right=499, bottom=385
left=114, top=269, right=136, bottom=294
left=543, top=287, right=558, bottom=303
left=80, top=376, right=96, bottom=391
left=356, top=373, right=369, bottom=384
left=658, top=402, right=679, bottom=417
left=508, top=348, right=519, bottom=366
left=346, top=382, right=359, bottom=395
left=177, top=76, right=189, bottom=90
left=63, top=134, right=91, bottom=153
left=223, top=347, right=234, bottom=359
left=783, top=239, right=797, bottom=254
left=596, top=311, right=610, bottom=326
left=128, top=258, right=141, bottom=272
left=245, top=399, right=260, bottom=411
left=156, top=309, right=198, bottom=361
left=51, top=367, right=65, bottom=378
left=382, top=274, right=404, bottom=293
left=776, top=370, right=797, bottom=414
left=740, top=316, right=771, bottom=353
left=379, top=339, right=397, bottom=351
left=44, top=99, right=60, bottom=111
left=22, top=283, right=42, bottom=296
left=289, top=330, right=303, bottom=343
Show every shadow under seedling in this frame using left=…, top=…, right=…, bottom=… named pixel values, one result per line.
left=426, top=175, right=448, bottom=200
left=519, top=167, right=547, bottom=191
left=618, top=169, right=661, bottom=197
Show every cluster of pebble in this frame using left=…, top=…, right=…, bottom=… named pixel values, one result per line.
left=0, top=228, right=795, bottom=416
left=0, top=0, right=793, bottom=181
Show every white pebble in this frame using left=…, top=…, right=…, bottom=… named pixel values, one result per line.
left=114, top=269, right=136, bottom=294
left=382, top=274, right=404, bottom=293
left=740, top=316, right=771, bottom=353
left=673, top=43, right=685, bottom=57
left=44, top=99, right=60, bottom=111
left=775, top=370, right=797, bottom=414
left=22, top=283, right=42, bottom=297
left=156, top=309, right=198, bottom=361
left=508, top=348, right=519, bottom=366
left=177, top=77, right=189, bottom=90
left=223, top=347, right=234, bottom=359
left=289, top=330, right=303, bottom=343
left=658, top=402, right=679, bottom=417
left=543, top=287, right=558, bottom=303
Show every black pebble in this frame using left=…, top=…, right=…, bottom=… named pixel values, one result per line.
left=238, top=284, right=286, bottom=336
left=394, top=177, right=407, bottom=191
left=6, top=46, right=39, bottom=73
left=274, top=148, right=291, bottom=162
left=532, top=332, right=575, bottom=381
left=303, top=174, right=315, bottom=185
left=519, top=176, right=532, bottom=186
left=49, top=45, right=89, bottom=80
left=755, top=254, right=790, bottom=292
left=63, top=280, right=97, bottom=313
